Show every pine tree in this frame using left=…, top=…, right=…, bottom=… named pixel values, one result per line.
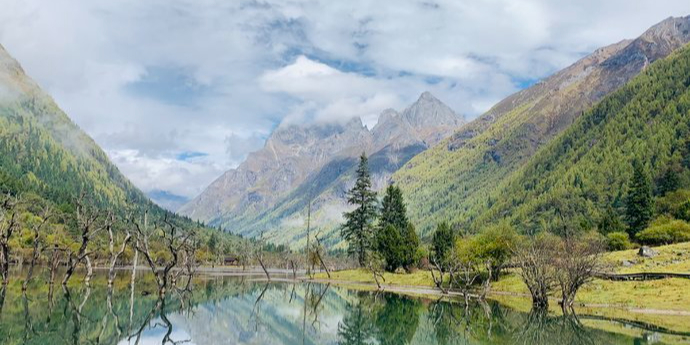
left=597, top=205, right=625, bottom=234
left=379, top=185, right=408, bottom=231
left=342, top=152, right=378, bottom=267
left=400, top=222, right=420, bottom=269
left=432, top=222, right=454, bottom=268
left=625, top=160, right=654, bottom=236
left=657, top=165, right=681, bottom=196
left=376, top=184, right=419, bottom=271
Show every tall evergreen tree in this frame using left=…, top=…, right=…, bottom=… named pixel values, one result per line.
left=376, top=184, right=419, bottom=271
left=342, top=152, right=378, bottom=267
left=400, top=222, right=420, bottom=269
left=626, top=160, right=654, bottom=236
left=432, top=222, right=454, bottom=268
left=379, top=185, right=408, bottom=231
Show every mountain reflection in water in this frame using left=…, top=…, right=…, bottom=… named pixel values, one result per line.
left=0, top=270, right=683, bottom=345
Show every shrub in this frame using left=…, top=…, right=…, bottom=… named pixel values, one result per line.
left=606, top=232, right=632, bottom=251
left=636, top=219, right=690, bottom=245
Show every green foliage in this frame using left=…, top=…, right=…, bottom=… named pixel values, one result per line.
left=677, top=200, right=690, bottom=222
left=431, top=222, right=454, bottom=268
left=464, top=45, right=690, bottom=235
left=376, top=224, right=405, bottom=272
left=400, top=222, right=420, bottom=269
left=342, top=153, right=378, bottom=266
left=597, top=205, right=626, bottom=234
left=636, top=218, right=690, bottom=245
left=606, top=232, right=633, bottom=251
left=472, top=223, right=519, bottom=273
left=375, top=185, right=419, bottom=271
left=626, top=160, right=655, bottom=236
left=378, top=185, right=409, bottom=231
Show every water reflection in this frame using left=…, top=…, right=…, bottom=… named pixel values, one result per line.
left=0, top=270, right=685, bottom=344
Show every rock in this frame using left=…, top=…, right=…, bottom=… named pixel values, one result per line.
left=621, top=260, right=634, bottom=267
left=394, top=267, right=407, bottom=274
left=638, top=246, right=659, bottom=258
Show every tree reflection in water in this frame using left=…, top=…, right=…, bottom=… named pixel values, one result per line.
left=0, top=272, right=683, bottom=345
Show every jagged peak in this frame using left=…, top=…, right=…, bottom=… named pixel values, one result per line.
left=417, top=91, right=440, bottom=103
left=640, top=15, right=690, bottom=40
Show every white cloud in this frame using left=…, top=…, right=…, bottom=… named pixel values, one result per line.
left=0, top=0, right=687, bottom=200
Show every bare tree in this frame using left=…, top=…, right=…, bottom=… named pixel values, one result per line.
left=134, top=214, right=193, bottom=298
left=106, top=213, right=132, bottom=288
left=513, top=235, right=560, bottom=309
left=555, top=236, right=605, bottom=312
left=62, top=197, right=107, bottom=286
left=366, top=252, right=386, bottom=290
left=254, top=232, right=271, bottom=281
left=23, top=206, right=53, bottom=291
left=0, top=194, right=20, bottom=286
left=313, top=231, right=331, bottom=279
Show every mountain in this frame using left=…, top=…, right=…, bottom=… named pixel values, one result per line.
left=0, top=43, right=215, bottom=236
left=469, top=40, right=690, bottom=233
left=147, top=189, right=190, bottom=212
left=180, top=92, right=464, bottom=246
left=394, top=15, right=690, bottom=235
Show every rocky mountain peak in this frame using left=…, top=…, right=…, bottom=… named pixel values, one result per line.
left=640, top=15, right=690, bottom=41
left=400, top=91, right=464, bottom=139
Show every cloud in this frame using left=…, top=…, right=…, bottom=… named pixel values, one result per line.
left=0, top=0, right=687, bottom=200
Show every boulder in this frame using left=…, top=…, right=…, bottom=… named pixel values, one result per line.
left=638, top=246, right=659, bottom=258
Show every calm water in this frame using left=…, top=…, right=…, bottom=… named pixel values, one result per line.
left=0, top=269, right=686, bottom=344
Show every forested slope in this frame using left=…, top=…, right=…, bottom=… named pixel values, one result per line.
left=470, top=43, right=690, bottom=233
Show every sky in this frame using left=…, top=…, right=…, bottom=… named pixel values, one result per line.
left=0, top=0, right=688, bottom=203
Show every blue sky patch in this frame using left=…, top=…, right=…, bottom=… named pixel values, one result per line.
left=126, top=65, right=210, bottom=107
left=176, top=151, right=208, bottom=161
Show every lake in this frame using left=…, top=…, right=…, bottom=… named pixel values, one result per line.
left=0, top=269, right=686, bottom=344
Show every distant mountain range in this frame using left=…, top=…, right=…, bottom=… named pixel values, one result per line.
left=179, top=92, right=464, bottom=246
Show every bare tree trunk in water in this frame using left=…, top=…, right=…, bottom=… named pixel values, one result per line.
left=83, top=255, right=93, bottom=288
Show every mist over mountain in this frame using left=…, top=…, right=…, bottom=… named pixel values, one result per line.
left=179, top=92, right=464, bottom=245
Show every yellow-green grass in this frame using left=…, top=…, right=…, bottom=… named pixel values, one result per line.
left=319, top=242, right=690, bottom=312
left=604, top=241, right=690, bottom=274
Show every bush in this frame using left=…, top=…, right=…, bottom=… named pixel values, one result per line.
left=606, top=232, right=632, bottom=251
left=636, top=219, right=690, bottom=245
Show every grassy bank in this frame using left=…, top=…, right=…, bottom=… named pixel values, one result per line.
left=315, top=242, right=690, bottom=332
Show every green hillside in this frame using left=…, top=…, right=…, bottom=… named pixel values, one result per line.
left=0, top=44, right=236, bottom=254
left=394, top=17, right=690, bottom=236
left=469, top=44, right=690, bottom=233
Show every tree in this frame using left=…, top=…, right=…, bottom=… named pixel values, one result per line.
left=207, top=233, right=218, bottom=255
left=625, top=160, right=654, bottom=236
left=554, top=235, right=605, bottom=311
left=376, top=224, right=404, bottom=271
left=400, top=222, right=419, bottom=269
left=378, top=185, right=408, bottom=231
left=597, top=205, right=625, bottom=234
left=431, top=222, right=454, bottom=269
left=513, top=233, right=559, bottom=309
left=376, top=185, right=418, bottom=271
left=342, top=153, right=378, bottom=267
left=657, top=164, right=682, bottom=196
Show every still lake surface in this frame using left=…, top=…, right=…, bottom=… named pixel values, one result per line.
left=0, top=269, right=686, bottom=344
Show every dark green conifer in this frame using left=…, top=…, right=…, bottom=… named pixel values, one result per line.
left=342, top=152, right=378, bottom=267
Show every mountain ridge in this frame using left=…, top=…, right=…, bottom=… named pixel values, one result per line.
left=179, top=91, right=464, bottom=245
left=393, top=15, right=690, bottom=236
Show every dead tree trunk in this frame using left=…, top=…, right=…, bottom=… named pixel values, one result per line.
left=0, top=196, right=19, bottom=286
left=62, top=200, right=105, bottom=286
